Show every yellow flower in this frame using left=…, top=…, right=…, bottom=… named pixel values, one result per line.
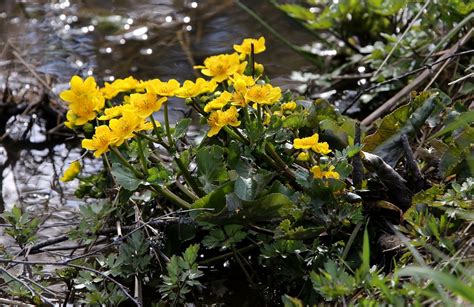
left=230, top=73, right=255, bottom=88
left=60, top=76, right=105, bottom=126
left=293, top=133, right=319, bottom=150
left=263, top=112, right=272, bottom=125
left=229, top=74, right=254, bottom=107
left=254, top=62, right=265, bottom=75
left=324, top=165, right=340, bottom=180
left=175, top=78, right=217, bottom=98
left=204, top=91, right=232, bottom=113
left=136, top=119, right=154, bottom=132
left=312, top=142, right=332, bottom=155
left=101, top=76, right=143, bottom=99
left=297, top=152, right=309, bottom=161
left=231, top=91, right=247, bottom=107
left=147, top=79, right=180, bottom=96
left=113, top=76, right=142, bottom=91
left=129, top=92, right=167, bottom=118
left=64, top=110, right=78, bottom=129
left=101, top=82, right=120, bottom=100
left=98, top=105, right=127, bottom=121
left=233, top=37, right=266, bottom=55
left=194, top=53, right=246, bottom=83
left=245, top=84, right=282, bottom=105
left=109, top=111, right=142, bottom=146
left=310, top=165, right=340, bottom=180
left=310, top=165, right=324, bottom=179
left=60, top=161, right=81, bottom=182
left=281, top=101, right=297, bottom=112
left=207, top=106, right=241, bottom=137
left=82, top=125, right=114, bottom=157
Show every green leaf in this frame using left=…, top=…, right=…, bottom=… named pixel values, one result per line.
left=282, top=294, right=303, bottom=307
left=196, top=145, right=229, bottom=193
left=362, top=226, right=370, bottom=273
left=397, top=266, right=474, bottom=304
left=183, top=244, right=199, bottom=265
left=234, top=162, right=274, bottom=201
left=439, top=146, right=462, bottom=178
left=277, top=4, right=315, bottom=21
left=283, top=113, right=307, bottom=129
left=111, top=163, right=142, bottom=191
left=173, top=118, right=192, bottom=140
left=429, top=110, right=474, bottom=140
left=364, top=90, right=451, bottom=167
left=193, top=192, right=296, bottom=225
left=191, top=182, right=235, bottom=218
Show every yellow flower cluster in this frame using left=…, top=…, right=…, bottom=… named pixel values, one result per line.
left=59, top=37, right=285, bottom=157
left=310, top=165, right=340, bottom=180
left=195, top=36, right=284, bottom=136
left=293, top=133, right=339, bottom=180
left=80, top=79, right=184, bottom=157
left=60, top=76, right=105, bottom=128
left=293, top=133, right=332, bottom=155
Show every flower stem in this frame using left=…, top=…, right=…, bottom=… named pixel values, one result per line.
left=110, top=146, right=144, bottom=179
left=223, top=126, right=247, bottom=144
left=150, top=183, right=191, bottom=209
left=257, top=104, right=263, bottom=127
left=163, top=101, right=174, bottom=148
left=148, top=116, right=170, bottom=150
left=174, top=156, right=204, bottom=197
left=136, top=137, right=148, bottom=174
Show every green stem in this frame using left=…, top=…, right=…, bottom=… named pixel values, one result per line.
left=223, top=126, right=247, bottom=144
left=163, top=101, right=174, bottom=148
left=174, top=180, right=199, bottom=201
left=134, top=131, right=161, bottom=144
left=199, top=243, right=262, bottom=265
left=110, top=147, right=144, bottom=179
left=174, top=156, right=205, bottom=197
left=149, top=115, right=170, bottom=150
left=136, top=137, right=148, bottom=174
left=257, top=104, right=263, bottom=128
left=149, top=116, right=202, bottom=197
left=265, top=143, right=296, bottom=180
left=150, top=183, right=191, bottom=209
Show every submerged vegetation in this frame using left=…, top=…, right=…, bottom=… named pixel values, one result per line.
left=0, top=0, right=473, bottom=305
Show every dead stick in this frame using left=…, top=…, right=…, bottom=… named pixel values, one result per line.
left=24, top=219, right=175, bottom=255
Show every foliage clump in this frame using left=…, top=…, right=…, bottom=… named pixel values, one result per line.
left=1, top=1, right=473, bottom=304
